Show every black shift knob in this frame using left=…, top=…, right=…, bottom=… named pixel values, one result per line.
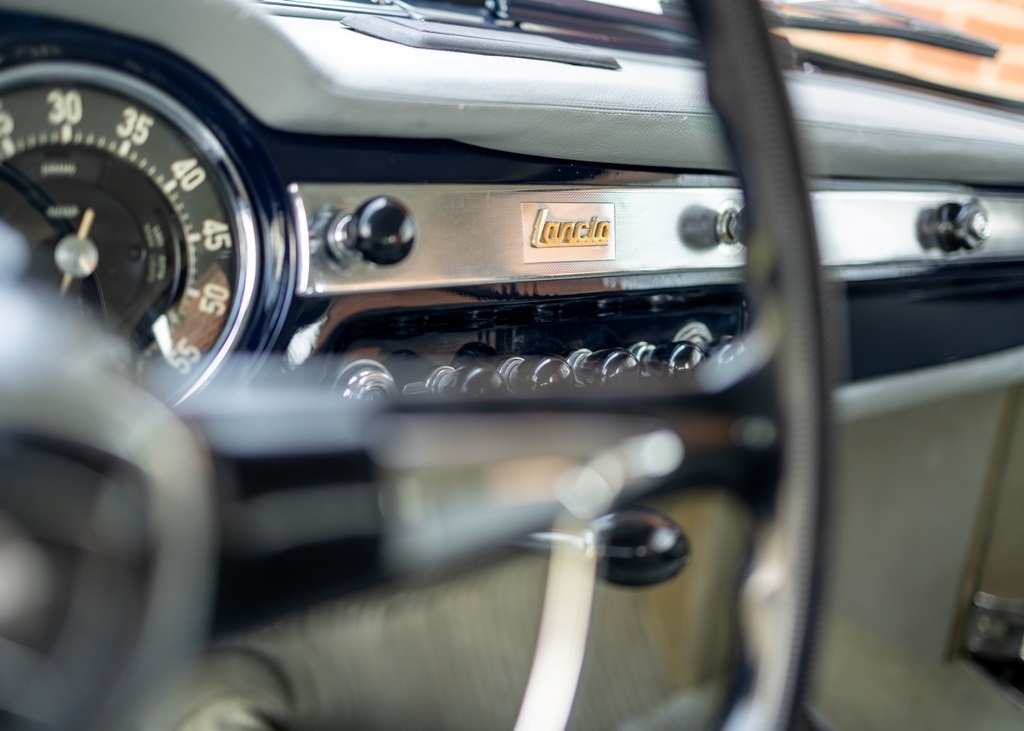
left=594, top=508, right=690, bottom=586
left=346, top=196, right=416, bottom=265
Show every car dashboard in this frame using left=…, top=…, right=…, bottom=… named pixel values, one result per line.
left=3, top=1, right=1024, bottom=730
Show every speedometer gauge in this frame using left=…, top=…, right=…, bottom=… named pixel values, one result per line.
left=0, top=62, right=257, bottom=403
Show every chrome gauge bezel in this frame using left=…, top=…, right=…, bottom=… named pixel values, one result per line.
left=0, top=61, right=259, bottom=404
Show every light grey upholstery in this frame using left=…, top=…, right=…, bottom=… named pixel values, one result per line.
left=143, top=554, right=721, bottom=731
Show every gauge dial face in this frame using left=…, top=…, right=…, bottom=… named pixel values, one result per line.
left=0, top=63, right=257, bottom=403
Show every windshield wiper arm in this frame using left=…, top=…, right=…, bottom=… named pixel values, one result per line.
left=489, top=0, right=689, bottom=31
left=487, top=0, right=997, bottom=59
left=485, top=0, right=697, bottom=55
left=767, top=0, right=999, bottom=58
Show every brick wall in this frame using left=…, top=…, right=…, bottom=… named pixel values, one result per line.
left=780, top=0, right=1024, bottom=101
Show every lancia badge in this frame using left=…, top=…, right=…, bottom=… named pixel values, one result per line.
left=522, top=202, right=615, bottom=263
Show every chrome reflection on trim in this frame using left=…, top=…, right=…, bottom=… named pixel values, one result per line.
left=293, top=183, right=1024, bottom=297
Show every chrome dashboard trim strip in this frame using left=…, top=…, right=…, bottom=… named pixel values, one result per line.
left=293, top=184, right=1024, bottom=297
left=288, top=183, right=312, bottom=300
left=815, top=190, right=1020, bottom=266
left=293, top=184, right=746, bottom=296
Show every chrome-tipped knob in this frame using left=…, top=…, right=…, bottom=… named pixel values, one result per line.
left=646, top=340, right=705, bottom=378
left=567, top=347, right=641, bottom=387
left=918, top=198, right=990, bottom=253
left=333, top=359, right=398, bottom=401
left=325, top=196, right=416, bottom=265
left=440, top=364, right=504, bottom=398
left=499, top=355, right=574, bottom=394
left=403, top=364, right=503, bottom=398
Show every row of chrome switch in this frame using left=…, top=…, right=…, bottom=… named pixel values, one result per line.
left=334, top=322, right=740, bottom=401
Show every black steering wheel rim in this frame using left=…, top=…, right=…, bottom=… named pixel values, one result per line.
left=687, top=0, right=833, bottom=727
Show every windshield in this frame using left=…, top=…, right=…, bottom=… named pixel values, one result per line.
left=777, top=1, right=1024, bottom=105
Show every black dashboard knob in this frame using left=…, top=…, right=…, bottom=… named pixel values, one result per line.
left=919, top=198, right=990, bottom=253
left=679, top=205, right=719, bottom=250
left=345, top=196, right=416, bottom=265
left=592, top=508, right=690, bottom=587
left=680, top=200, right=745, bottom=250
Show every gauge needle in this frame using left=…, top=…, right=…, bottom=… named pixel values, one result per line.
left=55, top=208, right=99, bottom=296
